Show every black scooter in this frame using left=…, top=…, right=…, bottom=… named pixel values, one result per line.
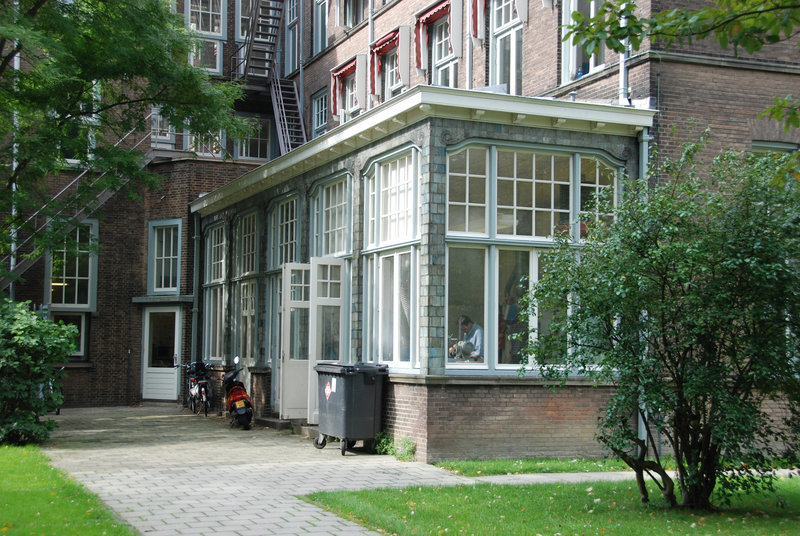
left=223, top=356, right=253, bottom=430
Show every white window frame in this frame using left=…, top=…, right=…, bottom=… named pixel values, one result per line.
left=432, top=17, right=457, bottom=87
left=47, top=220, right=99, bottom=312
left=383, top=49, right=403, bottom=99
left=331, top=55, right=366, bottom=123
left=236, top=0, right=251, bottom=41
left=187, top=130, right=225, bottom=157
left=312, top=176, right=351, bottom=257
left=286, top=0, right=299, bottom=73
left=148, top=219, right=182, bottom=295
left=364, top=148, right=419, bottom=248
left=236, top=115, right=270, bottom=160
left=204, top=224, right=226, bottom=361
left=236, top=212, right=258, bottom=277
left=51, top=312, right=88, bottom=361
left=343, top=74, right=360, bottom=122
left=268, top=196, right=298, bottom=269
left=60, top=82, right=100, bottom=166
left=236, top=278, right=257, bottom=361
left=364, top=247, right=417, bottom=367
left=490, top=0, right=522, bottom=95
left=234, top=213, right=258, bottom=362
left=189, top=0, right=224, bottom=36
left=150, top=107, right=176, bottom=149
left=313, top=0, right=328, bottom=54
left=343, top=0, right=366, bottom=27
left=189, top=38, right=223, bottom=74
left=445, top=142, right=622, bottom=371
left=562, top=0, right=605, bottom=83
left=312, top=90, right=328, bottom=138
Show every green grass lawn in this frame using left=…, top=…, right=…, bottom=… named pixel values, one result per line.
left=435, top=457, right=632, bottom=476
left=307, top=478, right=800, bottom=536
left=0, top=445, right=136, bottom=536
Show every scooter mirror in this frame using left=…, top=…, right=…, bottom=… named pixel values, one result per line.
left=234, top=355, right=240, bottom=366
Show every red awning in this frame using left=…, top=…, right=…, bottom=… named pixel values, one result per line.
left=371, top=30, right=400, bottom=94
left=330, top=58, right=357, bottom=116
left=415, top=1, right=451, bottom=70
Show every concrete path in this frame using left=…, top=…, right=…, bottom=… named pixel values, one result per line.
left=42, top=404, right=639, bottom=536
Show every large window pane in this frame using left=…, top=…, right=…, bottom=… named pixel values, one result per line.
left=448, top=247, right=485, bottom=363
left=289, top=308, right=309, bottom=360
left=448, top=148, right=487, bottom=233
left=50, top=223, right=95, bottom=307
left=498, top=250, right=529, bottom=364
left=536, top=256, right=567, bottom=364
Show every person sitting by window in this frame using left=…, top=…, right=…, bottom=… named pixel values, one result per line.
left=449, top=315, right=484, bottom=362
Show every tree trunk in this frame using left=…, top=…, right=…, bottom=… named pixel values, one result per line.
left=603, top=438, right=678, bottom=507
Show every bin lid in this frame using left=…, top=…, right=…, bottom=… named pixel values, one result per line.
left=353, top=362, right=388, bottom=375
left=314, top=361, right=356, bottom=375
left=314, top=361, right=388, bottom=375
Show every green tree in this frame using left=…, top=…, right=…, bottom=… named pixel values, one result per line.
left=1, top=0, right=250, bottom=281
left=0, top=298, right=76, bottom=444
left=522, top=136, right=800, bottom=509
left=566, top=1, right=800, bottom=128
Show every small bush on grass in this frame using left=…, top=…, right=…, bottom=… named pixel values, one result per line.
left=0, top=298, right=76, bottom=444
left=375, top=432, right=416, bottom=461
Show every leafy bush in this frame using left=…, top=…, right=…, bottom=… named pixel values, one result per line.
left=521, top=139, right=800, bottom=509
left=0, top=298, right=76, bottom=445
left=374, top=431, right=416, bottom=461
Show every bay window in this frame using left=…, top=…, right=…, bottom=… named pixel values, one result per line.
left=446, top=143, right=620, bottom=368
left=363, top=149, right=419, bottom=366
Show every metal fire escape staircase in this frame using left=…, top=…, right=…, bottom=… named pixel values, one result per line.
left=3, top=2, right=308, bottom=289
left=1, top=122, right=154, bottom=290
left=233, top=0, right=307, bottom=154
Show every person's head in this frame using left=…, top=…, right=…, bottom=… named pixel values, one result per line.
left=458, top=315, right=473, bottom=333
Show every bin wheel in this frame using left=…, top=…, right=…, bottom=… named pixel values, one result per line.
left=340, top=438, right=348, bottom=456
left=314, top=435, right=327, bottom=449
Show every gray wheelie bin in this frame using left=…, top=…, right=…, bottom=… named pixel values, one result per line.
left=313, top=361, right=388, bottom=455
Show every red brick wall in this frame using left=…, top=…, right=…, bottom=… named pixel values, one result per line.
left=385, top=379, right=613, bottom=462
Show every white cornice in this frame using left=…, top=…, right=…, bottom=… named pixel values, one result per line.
left=190, top=85, right=655, bottom=215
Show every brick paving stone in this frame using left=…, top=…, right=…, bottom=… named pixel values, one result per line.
left=42, top=405, right=473, bottom=535
left=42, top=405, right=650, bottom=535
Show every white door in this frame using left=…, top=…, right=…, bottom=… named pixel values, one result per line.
left=142, top=307, right=180, bottom=400
left=307, top=256, right=346, bottom=424
left=279, top=263, right=310, bottom=419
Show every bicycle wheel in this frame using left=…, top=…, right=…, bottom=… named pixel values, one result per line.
left=201, top=388, right=209, bottom=417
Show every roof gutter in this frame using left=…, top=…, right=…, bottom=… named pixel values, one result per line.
left=191, top=85, right=655, bottom=216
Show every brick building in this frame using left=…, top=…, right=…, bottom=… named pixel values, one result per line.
left=6, top=0, right=800, bottom=462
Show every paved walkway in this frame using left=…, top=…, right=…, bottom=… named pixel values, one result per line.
left=42, top=404, right=639, bottom=536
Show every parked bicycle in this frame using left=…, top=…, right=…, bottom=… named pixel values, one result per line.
left=38, top=366, right=66, bottom=415
left=176, top=361, right=213, bottom=416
